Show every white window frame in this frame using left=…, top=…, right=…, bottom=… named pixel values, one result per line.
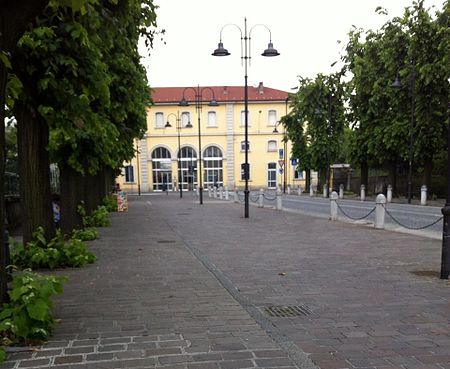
left=207, top=111, right=217, bottom=127
left=268, top=110, right=277, bottom=126
left=124, top=165, right=135, bottom=183
left=155, top=112, right=164, bottom=128
left=268, top=140, right=277, bottom=152
left=240, top=140, right=250, bottom=152
left=267, top=162, right=277, bottom=188
left=181, top=112, right=190, bottom=127
left=240, top=110, right=251, bottom=126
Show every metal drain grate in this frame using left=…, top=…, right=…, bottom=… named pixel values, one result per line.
left=262, top=305, right=312, bottom=318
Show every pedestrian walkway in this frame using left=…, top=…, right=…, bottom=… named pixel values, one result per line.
left=2, top=193, right=449, bottom=369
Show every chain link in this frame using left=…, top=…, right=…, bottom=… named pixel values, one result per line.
left=382, top=204, right=443, bottom=230
left=336, top=202, right=376, bottom=220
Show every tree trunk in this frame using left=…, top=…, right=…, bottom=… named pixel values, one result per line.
left=423, top=157, right=433, bottom=191
left=84, top=171, right=103, bottom=214
left=0, top=60, right=8, bottom=304
left=360, top=161, right=368, bottom=193
left=305, top=168, right=311, bottom=191
left=0, top=0, right=49, bottom=305
left=17, top=104, right=55, bottom=244
left=387, top=160, right=397, bottom=196
left=60, top=165, right=85, bottom=234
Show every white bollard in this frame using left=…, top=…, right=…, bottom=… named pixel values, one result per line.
left=276, top=189, right=283, bottom=210
left=219, top=186, right=224, bottom=199
left=258, top=189, right=264, bottom=208
left=360, top=184, right=366, bottom=202
left=299, top=186, right=303, bottom=195
left=387, top=185, right=393, bottom=203
left=213, top=186, right=217, bottom=198
left=421, top=185, right=427, bottom=206
left=208, top=186, right=212, bottom=198
left=225, top=186, right=229, bottom=201
left=375, top=194, right=386, bottom=229
left=287, top=186, right=291, bottom=195
left=339, top=184, right=344, bottom=199
left=330, top=191, right=339, bottom=221
left=323, top=184, right=327, bottom=198
left=234, top=188, right=239, bottom=203
left=310, top=184, right=314, bottom=197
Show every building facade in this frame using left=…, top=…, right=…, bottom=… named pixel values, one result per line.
left=118, top=83, right=305, bottom=193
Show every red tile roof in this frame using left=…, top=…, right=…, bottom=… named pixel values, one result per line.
left=150, top=83, right=288, bottom=104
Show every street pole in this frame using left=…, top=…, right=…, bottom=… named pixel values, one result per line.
left=177, top=115, right=182, bottom=198
left=441, top=101, right=450, bottom=279
left=135, top=139, right=141, bottom=196
left=196, top=87, right=204, bottom=205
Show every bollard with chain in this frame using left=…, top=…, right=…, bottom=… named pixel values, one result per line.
left=225, top=186, right=229, bottom=201
left=323, top=184, right=327, bottom=198
left=375, top=194, right=386, bottom=229
left=387, top=184, right=392, bottom=203
left=330, top=191, right=338, bottom=221
left=339, top=184, right=344, bottom=199
left=219, top=186, right=224, bottom=199
left=287, top=185, right=291, bottom=195
left=310, top=184, right=314, bottom=197
left=276, top=189, right=283, bottom=210
left=234, top=187, right=239, bottom=203
left=213, top=186, right=217, bottom=198
left=360, top=184, right=366, bottom=202
left=258, top=189, right=264, bottom=208
left=421, top=185, right=427, bottom=206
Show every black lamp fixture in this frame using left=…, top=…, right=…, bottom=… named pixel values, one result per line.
left=212, top=18, right=280, bottom=218
left=179, top=86, right=219, bottom=205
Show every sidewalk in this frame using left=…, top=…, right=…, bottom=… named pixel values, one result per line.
left=2, top=193, right=449, bottom=369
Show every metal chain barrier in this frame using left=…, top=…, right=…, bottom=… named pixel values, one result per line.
left=237, top=191, right=245, bottom=202
left=382, top=204, right=443, bottom=230
left=262, top=192, right=277, bottom=201
left=336, top=202, right=376, bottom=221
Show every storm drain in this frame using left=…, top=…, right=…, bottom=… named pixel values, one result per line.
left=157, top=240, right=177, bottom=244
left=262, top=305, right=312, bottom=318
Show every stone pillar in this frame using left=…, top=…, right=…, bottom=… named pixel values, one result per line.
left=339, top=184, right=344, bottom=199
left=213, top=186, right=217, bottom=198
left=360, top=184, right=366, bottom=202
left=258, top=189, right=264, bottom=208
left=375, top=194, right=386, bottom=229
left=234, top=188, right=239, bottom=203
left=421, top=185, right=427, bottom=206
left=287, top=186, right=291, bottom=195
left=310, top=184, right=314, bottom=197
left=323, top=184, right=327, bottom=198
left=276, top=189, right=282, bottom=210
left=330, top=191, right=338, bottom=221
left=387, top=185, right=393, bottom=203
left=225, top=186, right=229, bottom=201
left=219, top=186, right=224, bottom=199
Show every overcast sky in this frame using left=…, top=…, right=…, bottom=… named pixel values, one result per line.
left=141, top=0, right=445, bottom=92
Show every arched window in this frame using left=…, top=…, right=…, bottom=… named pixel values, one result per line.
left=179, top=147, right=197, bottom=191
left=204, top=146, right=223, bottom=188
left=151, top=147, right=172, bottom=191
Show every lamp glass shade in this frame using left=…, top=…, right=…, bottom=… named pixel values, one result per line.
left=186, top=122, right=193, bottom=128
left=208, top=99, right=219, bottom=106
left=262, top=42, right=280, bottom=57
left=165, top=121, right=172, bottom=128
left=179, top=98, right=189, bottom=106
left=391, top=76, right=402, bottom=88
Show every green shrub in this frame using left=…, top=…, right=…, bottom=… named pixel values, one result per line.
left=78, top=204, right=110, bottom=228
left=72, top=228, right=98, bottom=241
left=11, top=227, right=96, bottom=270
left=103, top=195, right=118, bottom=212
left=0, top=271, right=66, bottom=344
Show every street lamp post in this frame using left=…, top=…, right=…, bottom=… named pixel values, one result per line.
left=212, top=18, right=280, bottom=218
left=135, top=139, right=141, bottom=196
left=165, top=112, right=192, bottom=198
left=179, top=86, right=218, bottom=205
left=392, top=63, right=416, bottom=204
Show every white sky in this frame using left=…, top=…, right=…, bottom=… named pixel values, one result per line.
left=141, top=0, right=445, bottom=92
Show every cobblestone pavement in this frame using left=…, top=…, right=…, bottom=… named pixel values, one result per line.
left=2, top=193, right=449, bottom=369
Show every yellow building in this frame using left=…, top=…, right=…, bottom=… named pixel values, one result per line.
left=118, top=83, right=305, bottom=193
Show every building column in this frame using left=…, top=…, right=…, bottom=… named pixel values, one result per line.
left=139, top=138, right=149, bottom=192
left=226, top=103, right=235, bottom=188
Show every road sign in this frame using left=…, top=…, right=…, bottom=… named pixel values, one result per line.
left=291, top=159, right=298, bottom=166
left=279, top=168, right=284, bottom=174
left=278, top=160, right=284, bottom=168
left=279, top=148, right=284, bottom=160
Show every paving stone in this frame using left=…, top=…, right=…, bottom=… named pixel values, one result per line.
left=54, top=355, right=83, bottom=365
left=219, top=359, right=255, bottom=369
left=18, top=358, right=51, bottom=367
